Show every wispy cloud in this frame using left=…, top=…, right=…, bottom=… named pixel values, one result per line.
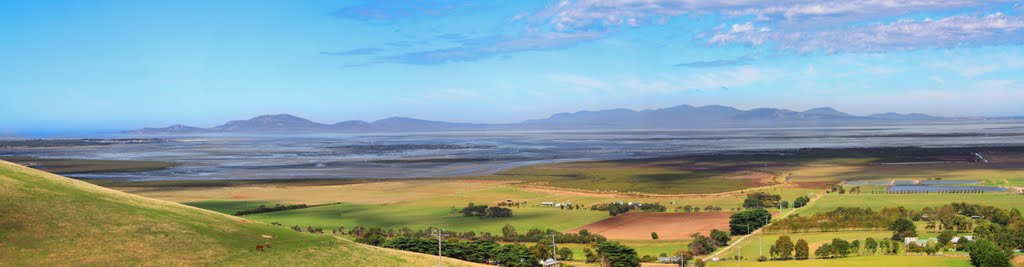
left=709, top=13, right=1024, bottom=53
left=378, top=31, right=606, bottom=65
left=333, top=1, right=1023, bottom=65
left=675, top=55, right=754, bottom=68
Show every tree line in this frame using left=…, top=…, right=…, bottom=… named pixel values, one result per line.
left=590, top=202, right=666, bottom=216
left=233, top=204, right=309, bottom=216
left=460, top=203, right=513, bottom=218
left=380, top=235, right=638, bottom=267
left=760, top=203, right=1022, bottom=267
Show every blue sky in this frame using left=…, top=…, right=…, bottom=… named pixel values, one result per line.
left=2, top=0, right=1024, bottom=132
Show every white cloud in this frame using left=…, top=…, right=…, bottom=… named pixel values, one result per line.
left=709, top=13, right=1024, bottom=52
left=522, top=1, right=1019, bottom=54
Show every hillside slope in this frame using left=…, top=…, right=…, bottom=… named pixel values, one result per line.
left=0, top=160, right=482, bottom=266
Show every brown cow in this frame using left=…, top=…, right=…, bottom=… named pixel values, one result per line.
left=256, top=244, right=264, bottom=251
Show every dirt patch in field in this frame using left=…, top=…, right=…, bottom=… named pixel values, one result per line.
left=724, top=171, right=777, bottom=187
left=789, top=181, right=833, bottom=189
left=568, top=212, right=731, bottom=240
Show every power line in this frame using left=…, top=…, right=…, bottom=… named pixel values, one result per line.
left=432, top=228, right=450, bottom=267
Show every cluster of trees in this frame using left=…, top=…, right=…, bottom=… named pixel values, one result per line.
left=729, top=208, right=771, bottom=235
left=687, top=233, right=717, bottom=256
left=495, top=201, right=528, bottom=208
left=460, top=203, right=513, bottom=218
left=793, top=196, right=810, bottom=208
left=687, top=230, right=730, bottom=256
left=557, top=204, right=584, bottom=210
left=674, top=205, right=726, bottom=212
left=380, top=236, right=637, bottom=267
left=742, top=192, right=781, bottom=209
left=233, top=204, right=309, bottom=216
left=332, top=224, right=607, bottom=245
left=590, top=202, right=667, bottom=216
left=290, top=225, right=325, bottom=234
left=760, top=203, right=1023, bottom=267
left=766, top=236, right=809, bottom=260
left=828, top=185, right=867, bottom=194
left=764, top=207, right=913, bottom=233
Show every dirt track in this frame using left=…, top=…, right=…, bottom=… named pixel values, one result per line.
left=569, top=212, right=732, bottom=240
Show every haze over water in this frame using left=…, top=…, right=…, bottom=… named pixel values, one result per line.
left=3, top=121, right=1024, bottom=181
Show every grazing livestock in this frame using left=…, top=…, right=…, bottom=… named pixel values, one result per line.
left=255, top=244, right=264, bottom=251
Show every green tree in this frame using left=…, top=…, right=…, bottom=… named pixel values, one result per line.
left=937, top=230, right=955, bottom=247
left=491, top=244, right=541, bottom=267
left=742, top=192, right=781, bottom=209
left=584, top=247, right=598, bottom=263
left=831, top=238, right=851, bottom=257
left=864, top=237, right=878, bottom=255
left=814, top=243, right=834, bottom=259
left=651, top=232, right=659, bottom=240
left=687, top=233, right=717, bottom=256
left=710, top=229, right=731, bottom=246
left=889, top=217, right=918, bottom=241
left=794, top=239, right=810, bottom=260
left=773, top=235, right=795, bottom=260
left=502, top=224, right=518, bottom=240
left=968, top=240, right=1011, bottom=267
left=850, top=240, right=861, bottom=256
left=530, top=243, right=552, bottom=260
left=793, top=196, right=810, bottom=208
left=558, top=247, right=574, bottom=260
left=729, top=208, right=771, bottom=235
left=596, top=242, right=641, bottom=267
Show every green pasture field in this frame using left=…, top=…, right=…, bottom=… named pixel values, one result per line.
left=183, top=200, right=281, bottom=214
left=705, top=255, right=971, bottom=267
left=796, top=193, right=1024, bottom=215
left=0, top=160, right=482, bottom=266
left=243, top=202, right=610, bottom=234
left=714, top=231, right=893, bottom=259
left=0, top=156, right=180, bottom=174
left=492, top=163, right=760, bottom=194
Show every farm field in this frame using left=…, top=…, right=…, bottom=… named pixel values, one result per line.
left=492, top=162, right=777, bottom=194
left=712, top=231, right=894, bottom=259
left=796, top=193, right=1024, bottom=215
left=553, top=240, right=691, bottom=261
left=705, top=255, right=971, bottom=267
left=119, top=178, right=818, bottom=237
left=569, top=212, right=731, bottom=240
left=0, top=156, right=179, bottom=174
left=184, top=200, right=281, bottom=214
left=243, top=202, right=610, bottom=233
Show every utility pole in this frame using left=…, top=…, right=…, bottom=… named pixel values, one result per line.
left=549, top=233, right=558, bottom=261
left=432, top=228, right=449, bottom=267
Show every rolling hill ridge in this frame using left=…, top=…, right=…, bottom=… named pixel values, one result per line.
left=0, top=160, right=482, bottom=266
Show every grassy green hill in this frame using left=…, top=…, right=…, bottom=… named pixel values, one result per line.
left=0, top=160, right=482, bottom=266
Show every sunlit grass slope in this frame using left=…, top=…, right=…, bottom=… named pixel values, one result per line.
left=0, top=160, right=482, bottom=266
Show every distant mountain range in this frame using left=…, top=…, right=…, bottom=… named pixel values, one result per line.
left=128, top=104, right=943, bottom=134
